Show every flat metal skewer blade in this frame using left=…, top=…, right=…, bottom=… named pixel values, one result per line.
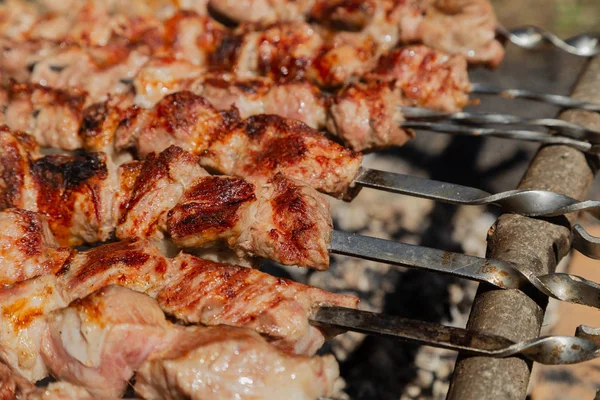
left=398, top=121, right=596, bottom=153
left=471, top=82, right=600, bottom=112
left=329, top=230, right=523, bottom=288
left=311, top=307, right=600, bottom=364
left=399, top=106, right=600, bottom=142
left=330, top=230, right=600, bottom=310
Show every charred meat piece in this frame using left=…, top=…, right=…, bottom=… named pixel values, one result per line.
left=41, top=285, right=176, bottom=397
left=116, top=145, right=209, bottom=249
left=58, top=238, right=172, bottom=301
left=0, top=275, right=67, bottom=382
left=328, top=81, right=413, bottom=151
left=158, top=252, right=357, bottom=354
left=0, top=127, right=40, bottom=211
left=29, top=152, right=117, bottom=246
left=168, top=173, right=332, bottom=269
left=114, top=91, right=236, bottom=157
left=2, top=82, right=87, bottom=150
left=0, top=209, right=72, bottom=286
left=367, top=45, right=471, bottom=112
left=134, top=324, right=340, bottom=400
left=201, top=114, right=363, bottom=197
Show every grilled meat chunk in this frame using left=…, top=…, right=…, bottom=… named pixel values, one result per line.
left=115, top=91, right=235, bottom=157
left=134, top=325, right=340, bottom=400
left=0, top=360, right=36, bottom=399
left=201, top=114, right=363, bottom=197
left=158, top=253, right=358, bottom=354
left=116, top=146, right=209, bottom=249
left=24, top=382, right=95, bottom=400
left=0, top=209, right=72, bottom=286
left=2, top=82, right=87, bottom=150
left=58, top=239, right=171, bottom=301
left=328, top=81, right=413, bottom=151
left=0, top=128, right=40, bottom=211
left=367, top=45, right=471, bottom=112
left=167, top=174, right=331, bottom=269
left=419, top=0, right=504, bottom=66
left=41, top=286, right=175, bottom=397
left=208, top=0, right=314, bottom=24
left=0, top=275, right=67, bottom=381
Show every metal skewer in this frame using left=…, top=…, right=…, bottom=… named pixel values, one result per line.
left=311, top=306, right=600, bottom=365
left=353, top=168, right=600, bottom=259
left=471, top=82, right=600, bottom=111
left=399, top=106, right=600, bottom=143
left=398, top=120, right=600, bottom=153
left=329, top=231, right=600, bottom=309
left=497, top=25, right=600, bottom=57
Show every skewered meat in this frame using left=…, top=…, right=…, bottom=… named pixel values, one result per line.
left=366, top=45, right=471, bottom=111
left=41, top=285, right=176, bottom=397
left=0, top=129, right=334, bottom=268
left=158, top=252, right=357, bottom=354
left=327, top=81, right=413, bottom=151
left=135, top=325, right=340, bottom=400
left=0, top=213, right=358, bottom=356
left=418, top=0, right=504, bottom=67
left=0, top=209, right=72, bottom=285
left=115, top=90, right=233, bottom=157
left=201, top=114, right=363, bottom=197
left=0, top=275, right=67, bottom=381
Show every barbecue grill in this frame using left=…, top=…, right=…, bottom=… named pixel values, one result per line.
left=1, top=0, right=600, bottom=399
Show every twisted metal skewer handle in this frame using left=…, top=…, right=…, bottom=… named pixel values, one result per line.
left=313, top=307, right=600, bottom=365
left=497, top=25, right=600, bottom=57
left=399, top=106, right=600, bottom=143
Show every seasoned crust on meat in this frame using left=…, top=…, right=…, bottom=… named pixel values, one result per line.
left=167, top=176, right=257, bottom=248
left=0, top=209, right=72, bottom=286
left=3, top=82, right=87, bottom=150
left=328, top=81, right=414, bottom=151
left=157, top=252, right=358, bottom=355
left=201, top=114, right=363, bottom=197
left=115, top=91, right=236, bottom=157
left=116, top=146, right=209, bottom=246
left=31, top=152, right=116, bottom=246
left=367, top=45, right=471, bottom=112
left=0, top=127, right=39, bottom=211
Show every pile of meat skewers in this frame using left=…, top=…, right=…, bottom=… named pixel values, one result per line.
left=0, top=0, right=506, bottom=398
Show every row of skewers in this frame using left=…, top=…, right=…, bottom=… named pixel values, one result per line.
left=2, top=0, right=600, bottom=398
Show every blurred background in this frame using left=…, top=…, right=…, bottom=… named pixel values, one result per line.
left=275, top=1, right=600, bottom=399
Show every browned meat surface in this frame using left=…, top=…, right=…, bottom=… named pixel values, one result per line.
left=168, top=173, right=332, bottom=269
left=132, top=57, right=205, bottom=106
left=212, top=21, right=323, bottom=81
left=237, top=174, right=332, bottom=269
left=116, top=146, right=209, bottom=249
left=29, top=45, right=149, bottom=102
left=201, top=114, right=363, bottom=197
left=41, top=286, right=176, bottom=397
left=29, top=152, right=117, bottom=246
left=0, top=275, right=67, bottom=381
left=0, top=127, right=40, bottom=211
left=161, top=11, right=227, bottom=66
left=158, top=253, right=358, bottom=354
left=115, top=91, right=235, bottom=157
left=328, top=81, right=413, bottom=151
left=0, top=209, right=72, bottom=286
left=134, top=325, right=340, bottom=400
left=0, top=38, right=57, bottom=82
left=367, top=45, right=471, bottom=112
left=58, top=239, right=171, bottom=300
left=419, top=0, right=504, bottom=66
left=2, top=82, right=87, bottom=150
